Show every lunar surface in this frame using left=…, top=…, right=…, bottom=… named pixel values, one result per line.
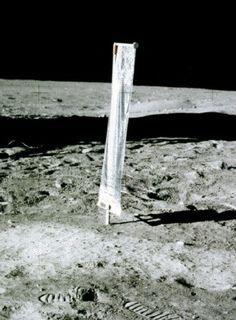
left=0, top=79, right=235, bottom=320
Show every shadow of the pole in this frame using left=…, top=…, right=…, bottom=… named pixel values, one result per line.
left=135, top=209, right=236, bottom=226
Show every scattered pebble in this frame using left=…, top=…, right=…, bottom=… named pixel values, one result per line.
left=76, top=263, right=83, bottom=268
left=82, top=148, right=93, bottom=154
left=207, top=160, right=224, bottom=170
left=7, top=220, right=16, bottom=228
left=96, top=261, right=106, bottom=268
left=175, top=277, right=194, bottom=288
left=232, top=283, right=236, bottom=290
left=0, top=287, right=6, bottom=294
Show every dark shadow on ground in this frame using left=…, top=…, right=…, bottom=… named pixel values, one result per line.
left=135, top=210, right=236, bottom=226
left=0, top=113, right=235, bottom=149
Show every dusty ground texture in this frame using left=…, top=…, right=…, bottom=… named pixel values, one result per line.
left=0, top=80, right=236, bottom=320
left=1, top=79, right=236, bottom=118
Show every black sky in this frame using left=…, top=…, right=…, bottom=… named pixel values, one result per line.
left=1, top=3, right=235, bottom=90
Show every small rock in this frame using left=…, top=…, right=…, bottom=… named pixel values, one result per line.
left=7, top=220, right=16, bottom=228
left=148, top=189, right=170, bottom=201
left=96, top=261, right=106, bottom=268
left=77, top=309, right=87, bottom=315
left=218, top=221, right=226, bottom=226
left=38, top=190, right=50, bottom=197
left=82, top=148, right=92, bottom=154
left=55, top=181, right=61, bottom=189
left=76, top=263, right=83, bottom=268
left=176, top=240, right=184, bottom=247
left=197, top=171, right=204, bottom=178
left=184, top=242, right=195, bottom=246
left=186, top=204, right=198, bottom=211
left=221, top=161, right=228, bottom=169
left=232, top=283, right=236, bottom=290
left=0, top=287, right=6, bottom=294
left=5, top=266, right=25, bottom=278
left=112, top=262, right=120, bottom=267
left=175, top=277, right=194, bottom=288
left=158, top=276, right=167, bottom=282
left=207, top=160, right=224, bottom=170
left=0, top=201, right=8, bottom=213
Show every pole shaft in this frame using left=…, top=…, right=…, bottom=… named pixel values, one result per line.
left=98, top=43, right=137, bottom=216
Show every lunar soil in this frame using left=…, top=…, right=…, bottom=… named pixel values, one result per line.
left=0, top=80, right=236, bottom=320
